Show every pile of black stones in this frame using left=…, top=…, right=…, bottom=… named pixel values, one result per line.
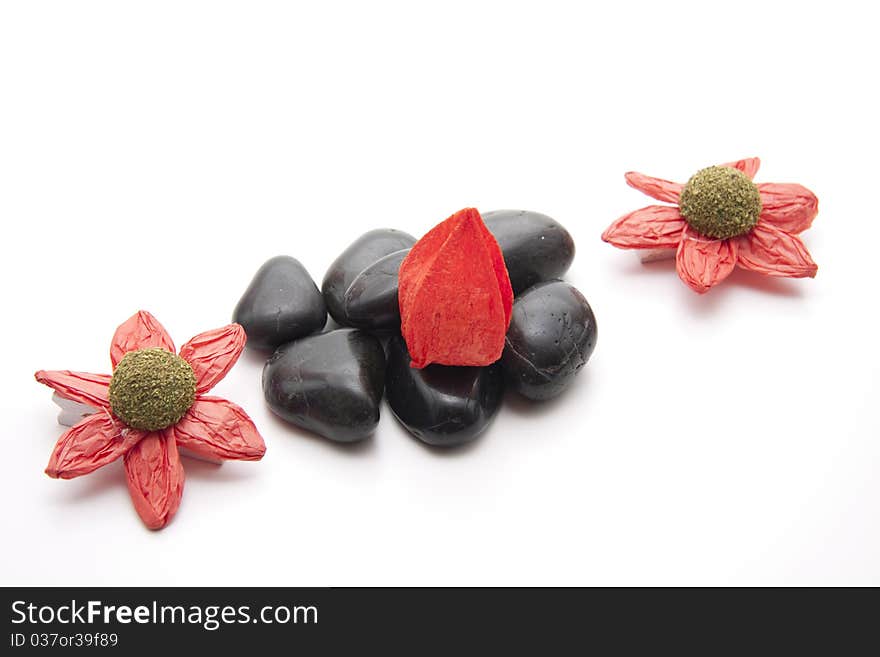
left=233, top=210, right=597, bottom=447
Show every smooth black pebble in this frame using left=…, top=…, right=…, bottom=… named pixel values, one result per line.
left=483, top=209, right=576, bottom=295
left=501, top=281, right=597, bottom=401
left=342, top=249, right=409, bottom=331
left=262, top=329, right=386, bottom=443
left=233, top=256, right=327, bottom=351
left=322, top=229, right=416, bottom=326
left=385, top=335, right=504, bottom=447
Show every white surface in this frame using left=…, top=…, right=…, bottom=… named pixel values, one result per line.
left=1, top=1, right=878, bottom=586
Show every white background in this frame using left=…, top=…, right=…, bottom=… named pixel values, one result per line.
left=1, top=1, right=878, bottom=586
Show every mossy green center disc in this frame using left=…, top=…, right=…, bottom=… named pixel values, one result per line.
left=109, top=348, right=196, bottom=431
left=679, top=166, right=762, bottom=240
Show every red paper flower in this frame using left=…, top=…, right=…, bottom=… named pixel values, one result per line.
left=35, top=311, right=266, bottom=530
left=399, top=207, right=513, bottom=368
left=602, top=157, right=819, bottom=293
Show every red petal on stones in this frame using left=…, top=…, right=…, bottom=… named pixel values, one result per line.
left=399, top=208, right=513, bottom=368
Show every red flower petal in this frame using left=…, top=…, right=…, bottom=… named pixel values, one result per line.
left=399, top=208, right=513, bottom=368
left=602, top=205, right=686, bottom=249
left=675, top=227, right=737, bottom=294
left=110, top=311, right=175, bottom=368
left=757, top=183, right=819, bottom=234
left=178, top=324, right=246, bottom=394
left=625, top=172, right=683, bottom=203
left=45, top=412, right=144, bottom=479
left=124, top=431, right=185, bottom=530
left=171, top=396, right=266, bottom=461
left=34, top=370, right=111, bottom=409
left=721, top=157, right=761, bottom=179
left=736, top=223, right=818, bottom=278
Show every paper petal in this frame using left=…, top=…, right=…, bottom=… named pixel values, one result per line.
left=171, top=396, right=266, bottom=461
left=46, top=412, right=144, bottom=479
left=602, top=205, right=686, bottom=249
left=124, top=431, right=185, bottom=530
left=624, top=172, right=683, bottom=203
left=675, top=227, right=737, bottom=293
left=35, top=370, right=111, bottom=409
left=110, top=311, right=175, bottom=369
left=736, top=223, right=818, bottom=278
left=721, top=157, right=761, bottom=179
left=757, top=183, right=819, bottom=234
left=178, top=324, right=246, bottom=394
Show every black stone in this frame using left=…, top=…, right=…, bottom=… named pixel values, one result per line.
left=342, top=249, right=409, bottom=331
left=322, top=229, right=416, bottom=326
left=483, top=210, right=576, bottom=295
left=501, top=281, right=597, bottom=401
left=385, top=335, right=504, bottom=447
left=262, top=329, right=386, bottom=443
left=233, top=256, right=327, bottom=351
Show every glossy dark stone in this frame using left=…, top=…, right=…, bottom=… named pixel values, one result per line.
left=483, top=210, right=576, bottom=295
left=385, top=335, right=504, bottom=447
left=501, top=281, right=597, bottom=401
left=233, top=256, right=327, bottom=351
left=342, top=249, right=409, bottom=331
left=262, top=329, right=386, bottom=443
left=322, top=229, right=416, bottom=326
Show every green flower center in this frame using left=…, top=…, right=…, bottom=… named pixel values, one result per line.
left=679, top=166, right=762, bottom=239
left=109, top=348, right=196, bottom=431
